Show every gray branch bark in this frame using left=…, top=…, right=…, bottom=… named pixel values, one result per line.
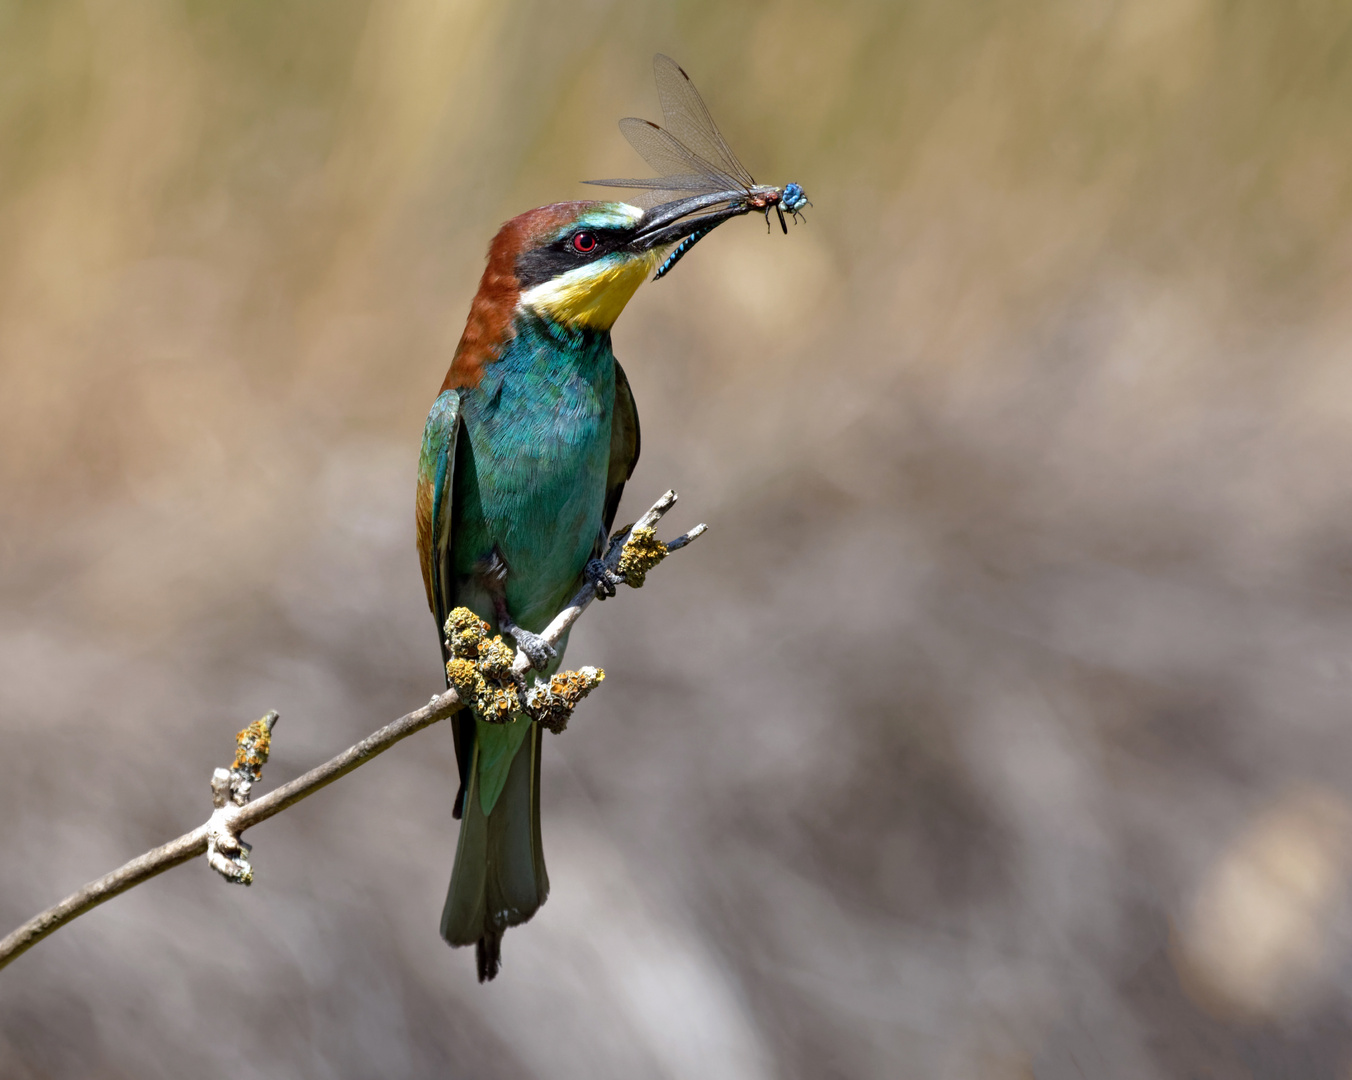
left=0, top=490, right=703, bottom=973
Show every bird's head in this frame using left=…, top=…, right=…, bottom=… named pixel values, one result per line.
left=443, top=192, right=748, bottom=389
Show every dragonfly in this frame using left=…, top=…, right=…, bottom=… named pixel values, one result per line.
left=585, top=54, right=810, bottom=281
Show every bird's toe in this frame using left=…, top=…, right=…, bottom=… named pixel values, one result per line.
left=585, top=558, right=620, bottom=600
left=510, top=628, right=557, bottom=671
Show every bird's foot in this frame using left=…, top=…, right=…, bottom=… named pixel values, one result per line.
left=504, top=624, right=556, bottom=671
left=490, top=589, right=557, bottom=672
left=585, top=557, right=622, bottom=601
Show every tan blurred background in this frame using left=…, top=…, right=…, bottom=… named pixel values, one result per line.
left=2, top=0, right=1352, bottom=1076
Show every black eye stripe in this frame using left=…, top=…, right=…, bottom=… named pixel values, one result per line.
left=515, top=227, right=632, bottom=289
left=559, top=227, right=624, bottom=254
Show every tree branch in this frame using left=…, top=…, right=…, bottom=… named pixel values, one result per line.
left=0, top=490, right=704, bottom=973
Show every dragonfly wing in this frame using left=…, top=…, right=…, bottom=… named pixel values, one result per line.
left=618, top=117, right=745, bottom=191
left=582, top=174, right=722, bottom=191
left=652, top=54, right=757, bottom=190
left=582, top=57, right=764, bottom=207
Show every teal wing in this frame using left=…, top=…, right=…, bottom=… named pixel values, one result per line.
left=602, top=359, right=641, bottom=540
left=416, top=388, right=461, bottom=635
left=416, top=389, right=475, bottom=814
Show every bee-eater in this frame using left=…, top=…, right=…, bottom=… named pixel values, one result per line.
left=416, top=191, right=754, bottom=981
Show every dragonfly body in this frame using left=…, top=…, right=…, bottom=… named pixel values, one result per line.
left=655, top=223, right=715, bottom=279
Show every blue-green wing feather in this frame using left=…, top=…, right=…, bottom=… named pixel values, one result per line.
left=417, top=388, right=462, bottom=637
left=603, top=359, right=641, bottom=542
left=416, top=390, right=476, bottom=815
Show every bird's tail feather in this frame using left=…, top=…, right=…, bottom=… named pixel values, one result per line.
left=440, top=722, right=548, bottom=981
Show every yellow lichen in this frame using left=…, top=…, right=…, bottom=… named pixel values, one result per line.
left=476, top=635, right=516, bottom=680
left=232, top=712, right=275, bottom=781
left=617, top=527, right=667, bottom=588
left=444, top=607, right=489, bottom=656
left=528, top=666, right=606, bottom=734
left=442, top=606, right=607, bottom=731
left=444, top=607, right=521, bottom=723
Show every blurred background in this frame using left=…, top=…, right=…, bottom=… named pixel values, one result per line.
left=2, top=1, right=1352, bottom=1076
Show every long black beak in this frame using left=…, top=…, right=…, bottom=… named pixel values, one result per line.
left=629, top=191, right=753, bottom=251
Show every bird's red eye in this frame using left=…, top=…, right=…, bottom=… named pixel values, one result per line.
left=571, top=231, right=597, bottom=254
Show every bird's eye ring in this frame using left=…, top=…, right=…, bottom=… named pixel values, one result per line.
left=571, top=231, right=597, bottom=254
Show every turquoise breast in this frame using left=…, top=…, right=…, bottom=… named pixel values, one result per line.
left=451, top=312, right=615, bottom=632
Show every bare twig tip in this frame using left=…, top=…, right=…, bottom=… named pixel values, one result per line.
left=666, top=523, right=709, bottom=552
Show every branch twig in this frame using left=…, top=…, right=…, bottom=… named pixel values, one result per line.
left=0, top=490, right=705, bottom=972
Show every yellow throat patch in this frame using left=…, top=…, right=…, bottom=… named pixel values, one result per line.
left=518, top=249, right=665, bottom=331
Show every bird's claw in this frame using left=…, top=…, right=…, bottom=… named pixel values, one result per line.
left=507, top=627, right=556, bottom=671
left=585, top=558, right=621, bottom=600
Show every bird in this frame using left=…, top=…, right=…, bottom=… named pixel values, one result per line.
left=415, top=191, right=756, bottom=981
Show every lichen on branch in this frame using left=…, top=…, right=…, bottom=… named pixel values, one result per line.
left=526, top=668, right=605, bottom=734
left=443, top=606, right=604, bottom=732
left=616, top=526, right=667, bottom=587
left=444, top=609, right=520, bottom=722
left=232, top=714, right=275, bottom=781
